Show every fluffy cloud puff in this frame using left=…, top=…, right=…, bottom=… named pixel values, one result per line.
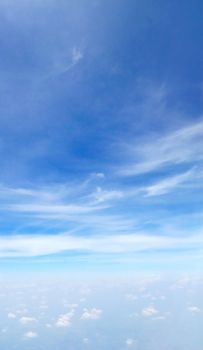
left=55, top=313, right=73, bottom=327
left=80, top=308, right=102, bottom=320
left=24, top=331, right=38, bottom=339
left=142, top=306, right=159, bottom=317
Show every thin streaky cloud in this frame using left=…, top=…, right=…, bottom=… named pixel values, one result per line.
left=39, top=45, right=84, bottom=82
left=119, top=119, right=203, bottom=176
left=6, top=203, right=108, bottom=215
left=56, top=46, right=83, bottom=75
left=143, top=169, right=195, bottom=197
left=72, top=46, right=83, bottom=64
left=0, top=231, right=202, bottom=258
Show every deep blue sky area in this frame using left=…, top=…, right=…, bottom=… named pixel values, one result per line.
left=0, top=0, right=202, bottom=271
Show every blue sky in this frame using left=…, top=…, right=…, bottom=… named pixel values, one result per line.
left=0, top=0, right=203, bottom=272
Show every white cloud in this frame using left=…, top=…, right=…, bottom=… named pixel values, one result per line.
left=126, top=338, right=135, bottom=347
left=83, top=337, right=89, bottom=344
left=46, top=323, right=52, bottom=328
left=19, top=316, right=37, bottom=325
left=48, top=46, right=83, bottom=78
left=188, top=306, right=201, bottom=313
left=24, top=331, right=38, bottom=339
left=55, top=311, right=74, bottom=327
left=1, top=328, right=7, bottom=333
left=92, top=187, right=123, bottom=203
left=0, top=231, right=202, bottom=258
left=119, top=119, right=203, bottom=176
left=7, top=312, right=16, bottom=319
left=126, top=293, right=137, bottom=301
left=142, top=306, right=159, bottom=317
left=0, top=182, right=134, bottom=238
left=72, top=47, right=83, bottom=64
left=7, top=202, right=107, bottom=215
left=66, top=303, right=78, bottom=309
left=153, top=316, right=166, bottom=320
left=80, top=308, right=102, bottom=320
left=143, top=169, right=194, bottom=196
left=95, top=172, right=105, bottom=178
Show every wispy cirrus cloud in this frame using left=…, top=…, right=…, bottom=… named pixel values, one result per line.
left=7, top=203, right=107, bottom=215
left=0, top=180, right=138, bottom=247
left=118, top=119, right=203, bottom=176
left=72, top=47, right=83, bottom=65
left=50, top=46, right=84, bottom=77
left=142, top=169, right=195, bottom=197
left=0, top=230, right=202, bottom=258
left=0, top=115, right=202, bottom=265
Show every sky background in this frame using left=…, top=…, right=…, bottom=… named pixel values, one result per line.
left=0, top=0, right=202, bottom=273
